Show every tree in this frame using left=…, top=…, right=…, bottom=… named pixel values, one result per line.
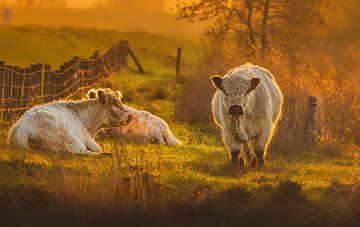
left=176, top=0, right=252, bottom=46
left=176, top=0, right=328, bottom=54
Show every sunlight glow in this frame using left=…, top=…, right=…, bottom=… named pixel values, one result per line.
left=66, top=0, right=100, bottom=8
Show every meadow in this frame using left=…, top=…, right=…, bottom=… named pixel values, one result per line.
left=0, top=26, right=359, bottom=226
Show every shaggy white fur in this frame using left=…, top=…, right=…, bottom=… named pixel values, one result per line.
left=99, top=105, right=181, bottom=145
left=8, top=88, right=133, bottom=154
left=211, top=63, right=283, bottom=168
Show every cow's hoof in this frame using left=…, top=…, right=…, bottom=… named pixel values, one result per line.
left=256, top=161, right=267, bottom=170
left=100, top=152, right=113, bottom=157
left=239, top=158, right=246, bottom=170
left=251, top=159, right=257, bottom=169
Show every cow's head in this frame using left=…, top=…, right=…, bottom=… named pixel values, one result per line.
left=87, top=88, right=133, bottom=127
left=211, top=74, right=261, bottom=118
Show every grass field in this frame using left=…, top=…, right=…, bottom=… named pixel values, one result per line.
left=0, top=26, right=359, bottom=226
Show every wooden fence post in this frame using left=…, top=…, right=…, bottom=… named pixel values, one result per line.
left=176, top=47, right=182, bottom=82
left=20, top=68, right=25, bottom=113
left=128, top=46, right=144, bottom=74
left=0, top=61, right=5, bottom=123
left=35, top=63, right=45, bottom=104
left=12, top=66, right=20, bottom=119
left=91, top=50, right=100, bottom=84
left=307, top=96, right=318, bottom=149
left=4, top=65, right=12, bottom=121
left=43, top=65, right=51, bottom=103
left=24, top=67, right=31, bottom=108
left=71, top=57, right=80, bottom=97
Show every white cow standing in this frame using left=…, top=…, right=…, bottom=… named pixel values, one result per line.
left=211, top=63, right=283, bottom=169
left=8, top=88, right=133, bottom=154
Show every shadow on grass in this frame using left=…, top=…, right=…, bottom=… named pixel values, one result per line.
left=1, top=179, right=359, bottom=227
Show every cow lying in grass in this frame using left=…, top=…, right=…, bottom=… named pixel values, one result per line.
left=92, top=91, right=180, bottom=145
left=8, top=88, right=133, bottom=154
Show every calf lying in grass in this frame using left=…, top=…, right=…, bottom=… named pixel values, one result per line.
left=8, top=88, right=133, bottom=154
left=93, top=91, right=180, bottom=145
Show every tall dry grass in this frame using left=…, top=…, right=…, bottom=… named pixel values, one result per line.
left=175, top=43, right=360, bottom=154
left=0, top=147, right=175, bottom=227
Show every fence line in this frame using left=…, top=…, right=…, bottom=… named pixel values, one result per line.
left=0, top=41, right=130, bottom=123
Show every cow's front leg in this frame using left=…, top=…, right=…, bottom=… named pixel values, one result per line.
left=243, top=141, right=256, bottom=169
left=231, top=149, right=244, bottom=170
left=254, top=120, right=273, bottom=168
left=221, top=127, right=244, bottom=170
left=85, top=138, right=102, bottom=154
left=234, top=119, right=253, bottom=169
left=64, top=136, right=92, bottom=154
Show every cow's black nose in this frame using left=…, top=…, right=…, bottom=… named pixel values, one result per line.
left=228, top=105, right=243, bottom=117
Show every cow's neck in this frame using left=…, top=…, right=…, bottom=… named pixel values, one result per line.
left=77, top=100, right=108, bottom=137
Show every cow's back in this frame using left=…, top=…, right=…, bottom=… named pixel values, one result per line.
left=237, top=64, right=283, bottom=121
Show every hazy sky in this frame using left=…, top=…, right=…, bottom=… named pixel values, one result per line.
left=67, top=0, right=100, bottom=8
left=66, top=0, right=178, bottom=10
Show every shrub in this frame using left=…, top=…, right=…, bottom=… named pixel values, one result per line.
left=151, top=86, right=170, bottom=100
left=175, top=71, right=214, bottom=124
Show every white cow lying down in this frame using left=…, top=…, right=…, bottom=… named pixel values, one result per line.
left=94, top=92, right=181, bottom=145
left=8, top=88, right=133, bottom=154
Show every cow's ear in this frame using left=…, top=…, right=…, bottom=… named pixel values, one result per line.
left=87, top=89, right=97, bottom=99
left=246, top=77, right=261, bottom=95
left=97, top=89, right=107, bottom=105
left=115, top=91, right=123, bottom=99
left=211, top=75, right=223, bottom=90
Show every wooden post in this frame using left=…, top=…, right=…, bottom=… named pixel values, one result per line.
left=35, top=63, right=44, bottom=104
left=307, top=96, right=318, bottom=149
left=128, top=46, right=144, bottom=74
left=24, top=67, right=31, bottom=108
left=9, top=65, right=15, bottom=121
left=29, top=64, right=37, bottom=105
left=12, top=66, right=20, bottom=119
left=0, top=61, right=6, bottom=123
left=91, top=50, right=100, bottom=83
left=80, top=59, right=90, bottom=87
left=71, top=57, right=80, bottom=97
left=176, top=47, right=182, bottom=81
left=4, top=65, right=12, bottom=121
left=20, top=68, right=26, bottom=113
left=60, top=62, right=69, bottom=99
left=43, top=65, right=51, bottom=103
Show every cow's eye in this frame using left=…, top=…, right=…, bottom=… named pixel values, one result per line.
left=115, top=103, right=124, bottom=110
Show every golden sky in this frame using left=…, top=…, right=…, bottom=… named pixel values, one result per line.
left=67, top=0, right=100, bottom=8
left=67, top=0, right=183, bottom=12
left=67, top=0, right=178, bottom=9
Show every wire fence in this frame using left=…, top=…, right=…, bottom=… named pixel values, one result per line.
left=0, top=41, right=130, bottom=123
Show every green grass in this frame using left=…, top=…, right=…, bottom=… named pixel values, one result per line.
left=0, top=26, right=359, bottom=226
left=0, top=25, right=200, bottom=79
left=2, top=133, right=359, bottom=195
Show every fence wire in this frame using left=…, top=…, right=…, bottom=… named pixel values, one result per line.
left=0, top=41, right=129, bottom=123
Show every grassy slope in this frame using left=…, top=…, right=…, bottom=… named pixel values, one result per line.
left=0, top=26, right=359, bottom=226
